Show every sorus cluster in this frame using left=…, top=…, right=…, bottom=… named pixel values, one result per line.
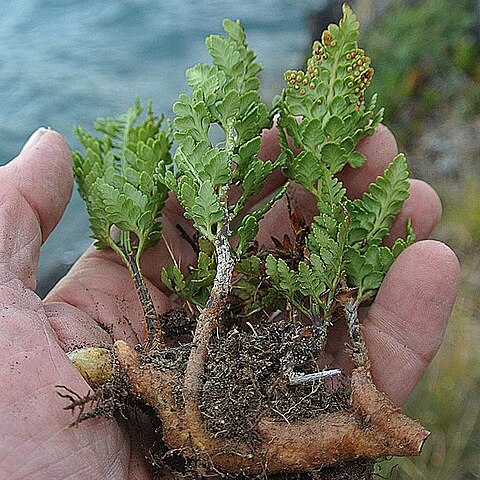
left=284, top=33, right=374, bottom=109
left=307, top=40, right=328, bottom=76
left=321, top=30, right=336, bottom=48
left=284, top=69, right=322, bottom=105
left=345, top=49, right=373, bottom=105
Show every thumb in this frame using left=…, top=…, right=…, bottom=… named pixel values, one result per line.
left=0, top=128, right=72, bottom=290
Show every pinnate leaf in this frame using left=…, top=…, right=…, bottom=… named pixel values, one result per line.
left=265, top=255, right=298, bottom=300
left=189, top=182, right=224, bottom=240
left=349, top=154, right=410, bottom=247
left=73, top=100, right=172, bottom=252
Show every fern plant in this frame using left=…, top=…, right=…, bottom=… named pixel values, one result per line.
left=265, top=9, right=413, bottom=363
left=160, top=18, right=287, bottom=309
left=73, top=99, right=173, bottom=347
left=68, top=5, right=428, bottom=478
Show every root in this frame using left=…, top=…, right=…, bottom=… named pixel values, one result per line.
left=114, top=340, right=429, bottom=476
left=65, top=221, right=428, bottom=476
left=65, top=267, right=429, bottom=476
left=182, top=218, right=235, bottom=446
left=56, top=385, right=101, bottom=427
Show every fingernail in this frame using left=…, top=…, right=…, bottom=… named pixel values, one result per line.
left=20, top=127, right=50, bottom=153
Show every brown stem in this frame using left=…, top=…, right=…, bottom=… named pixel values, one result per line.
left=311, top=310, right=330, bottom=352
left=115, top=340, right=429, bottom=475
left=182, top=221, right=234, bottom=431
left=125, top=251, right=164, bottom=350
left=344, top=298, right=368, bottom=368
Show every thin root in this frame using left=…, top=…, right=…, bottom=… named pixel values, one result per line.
left=56, top=385, right=100, bottom=427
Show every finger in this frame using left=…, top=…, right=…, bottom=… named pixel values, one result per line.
left=338, top=124, right=399, bottom=199
left=364, top=240, right=460, bottom=405
left=0, top=283, right=129, bottom=478
left=255, top=183, right=317, bottom=247
left=44, top=302, right=113, bottom=350
left=255, top=176, right=440, bottom=250
left=0, top=129, right=128, bottom=476
left=46, top=195, right=198, bottom=306
left=246, top=123, right=399, bottom=216
left=246, top=124, right=406, bottom=247
left=258, top=123, right=284, bottom=164
left=68, top=123, right=399, bottom=296
left=386, top=179, right=442, bottom=245
left=0, top=129, right=72, bottom=290
left=226, top=125, right=287, bottom=215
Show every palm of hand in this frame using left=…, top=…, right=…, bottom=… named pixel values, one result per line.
left=0, top=128, right=459, bottom=479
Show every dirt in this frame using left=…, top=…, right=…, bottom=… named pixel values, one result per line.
left=200, top=318, right=350, bottom=442
left=150, top=460, right=375, bottom=480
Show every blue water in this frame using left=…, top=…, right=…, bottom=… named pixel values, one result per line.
left=0, top=0, right=325, bottom=293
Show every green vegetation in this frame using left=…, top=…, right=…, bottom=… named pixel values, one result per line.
left=363, top=0, right=480, bottom=141
left=74, top=6, right=413, bottom=352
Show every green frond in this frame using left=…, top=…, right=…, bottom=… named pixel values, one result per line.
left=73, top=100, right=173, bottom=254
left=189, top=181, right=224, bottom=241
left=275, top=7, right=411, bottom=309
left=349, top=154, right=410, bottom=248
left=73, top=10, right=413, bottom=318
left=169, top=16, right=284, bottom=301
left=279, top=3, right=382, bottom=186
left=265, top=255, right=299, bottom=301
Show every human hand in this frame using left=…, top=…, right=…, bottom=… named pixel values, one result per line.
left=0, top=125, right=459, bottom=479
left=0, top=130, right=150, bottom=480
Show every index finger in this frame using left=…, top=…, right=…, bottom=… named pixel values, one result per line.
left=0, top=129, right=72, bottom=290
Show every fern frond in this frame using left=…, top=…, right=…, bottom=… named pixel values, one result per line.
left=349, top=154, right=410, bottom=248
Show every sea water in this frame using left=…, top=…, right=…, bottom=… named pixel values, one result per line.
left=0, top=0, right=324, bottom=295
